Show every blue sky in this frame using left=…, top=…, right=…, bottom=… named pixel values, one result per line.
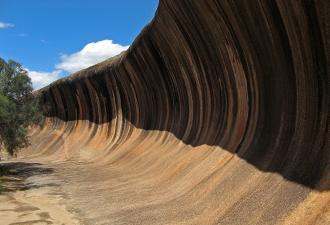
left=0, top=0, right=158, bottom=89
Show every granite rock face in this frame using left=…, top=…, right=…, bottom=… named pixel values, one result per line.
left=29, top=1, right=330, bottom=224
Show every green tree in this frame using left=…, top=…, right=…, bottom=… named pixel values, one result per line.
left=0, top=58, right=41, bottom=156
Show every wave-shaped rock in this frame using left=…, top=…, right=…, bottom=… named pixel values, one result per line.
left=27, top=1, right=330, bottom=224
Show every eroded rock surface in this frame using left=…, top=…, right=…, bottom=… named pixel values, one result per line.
left=20, top=1, right=330, bottom=224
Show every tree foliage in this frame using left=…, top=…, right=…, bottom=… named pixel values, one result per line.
left=0, top=58, right=42, bottom=156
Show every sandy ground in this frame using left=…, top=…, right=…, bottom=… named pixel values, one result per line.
left=0, top=162, right=79, bottom=225
left=0, top=155, right=329, bottom=225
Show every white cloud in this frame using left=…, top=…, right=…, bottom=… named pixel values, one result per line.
left=0, top=21, right=14, bottom=29
left=56, top=40, right=129, bottom=73
left=25, top=69, right=62, bottom=90
left=24, top=39, right=128, bottom=90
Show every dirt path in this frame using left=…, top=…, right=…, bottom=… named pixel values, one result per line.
left=0, top=161, right=80, bottom=225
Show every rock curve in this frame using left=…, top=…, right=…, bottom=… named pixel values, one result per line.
left=27, top=1, right=330, bottom=224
